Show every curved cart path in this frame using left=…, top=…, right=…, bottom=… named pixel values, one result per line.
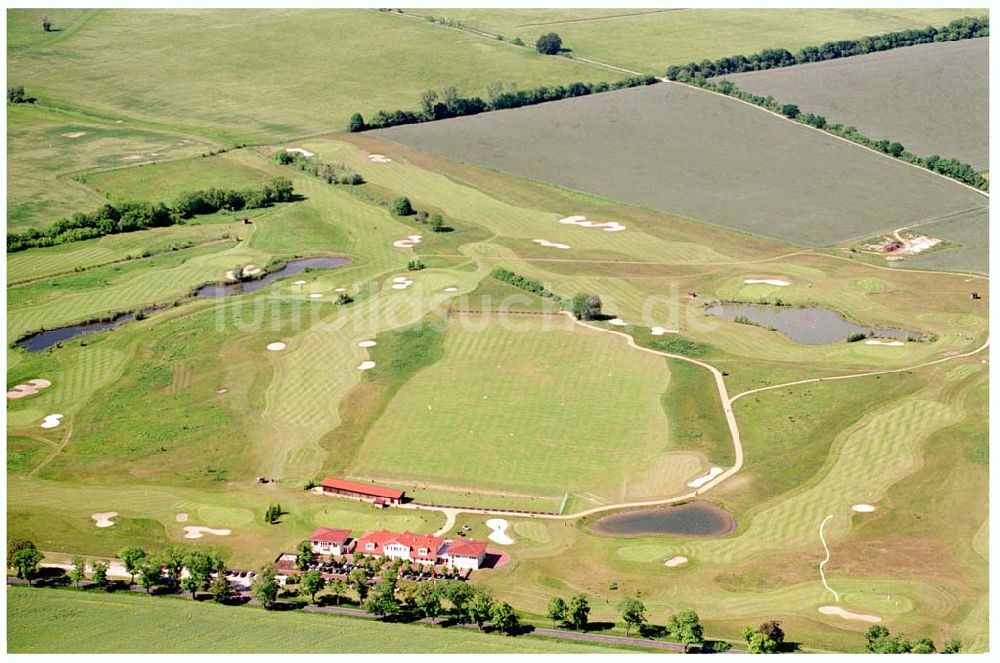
left=407, top=313, right=988, bottom=531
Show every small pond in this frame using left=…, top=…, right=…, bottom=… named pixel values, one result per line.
left=16, top=307, right=158, bottom=353
left=704, top=303, right=920, bottom=345
left=16, top=257, right=350, bottom=352
left=590, top=502, right=736, bottom=537
left=194, top=256, right=350, bottom=297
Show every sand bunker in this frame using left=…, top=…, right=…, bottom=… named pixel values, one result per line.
left=650, top=326, right=678, bottom=336
left=92, top=512, right=117, bottom=528
left=558, top=215, right=626, bottom=233
left=335, top=287, right=347, bottom=293
left=226, top=265, right=261, bottom=280
left=309, top=293, right=323, bottom=299
left=391, top=276, right=414, bottom=290
left=175, top=513, right=189, bottom=522
left=664, top=556, right=688, bottom=567
left=687, top=467, right=723, bottom=489
left=486, top=518, right=514, bottom=545
left=532, top=239, right=571, bottom=249
left=7, top=378, right=53, bottom=399
left=852, top=504, right=877, bottom=513
left=285, top=147, right=314, bottom=157
left=216, top=388, right=228, bottom=394
left=393, top=234, right=423, bottom=249
left=865, top=340, right=904, bottom=347
left=266, top=342, right=286, bottom=352
left=608, top=318, right=627, bottom=327
left=293, top=280, right=307, bottom=286
left=357, top=361, right=376, bottom=370
left=443, top=286, right=458, bottom=293
left=40, top=414, right=63, bottom=429
left=744, top=278, right=790, bottom=287
left=183, top=526, right=232, bottom=539
left=61, top=131, right=87, bottom=138
left=368, top=154, right=392, bottom=163
left=358, top=340, right=377, bottom=348
left=818, top=606, right=881, bottom=623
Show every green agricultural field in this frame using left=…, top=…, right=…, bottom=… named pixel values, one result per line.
left=411, top=8, right=978, bottom=73
left=5, top=8, right=989, bottom=655
left=7, top=587, right=626, bottom=653
left=6, top=104, right=212, bottom=231
left=723, top=38, right=989, bottom=170
left=372, top=83, right=987, bottom=256
left=7, top=8, right=605, bottom=144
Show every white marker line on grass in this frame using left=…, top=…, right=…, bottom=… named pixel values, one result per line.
left=819, top=514, right=840, bottom=603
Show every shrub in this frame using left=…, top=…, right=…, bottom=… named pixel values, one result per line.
left=393, top=197, right=415, bottom=216
left=536, top=32, right=562, bottom=55
left=348, top=113, right=366, bottom=132
left=8, top=85, right=35, bottom=104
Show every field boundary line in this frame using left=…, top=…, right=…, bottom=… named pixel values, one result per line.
left=729, top=337, right=990, bottom=405
left=664, top=79, right=989, bottom=199
left=516, top=9, right=687, bottom=27
left=818, top=514, right=840, bottom=602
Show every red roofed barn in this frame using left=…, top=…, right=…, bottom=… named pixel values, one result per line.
left=321, top=477, right=404, bottom=506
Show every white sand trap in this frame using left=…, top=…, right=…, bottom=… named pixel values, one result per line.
left=266, top=342, right=286, bottom=352
left=122, top=155, right=142, bottom=160
left=558, top=215, right=626, bottom=233
left=7, top=378, right=53, bottom=399
left=92, top=512, right=117, bottom=528
left=865, top=340, right=904, bottom=347
left=391, top=278, right=413, bottom=290
left=393, top=234, right=423, bottom=249
left=818, top=606, right=881, bottom=623
left=486, top=518, right=514, bottom=545
left=443, top=286, right=458, bottom=293
left=216, top=388, right=228, bottom=394
left=61, top=131, right=87, bottom=138
left=285, top=147, right=314, bottom=157
left=226, top=265, right=261, bottom=280
left=532, top=239, right=571, bottom=249
left=687, top=467, right=724, bottom=488
left=393, top=275, right=410, bottom=283
left=184, top=526, right=232, bottom=539
left=650, top=326, right=679, bottom=336
left=368, top=154, right=392, bottom=163
left=309, top=293, right=323, bottom=299
left=357, top=361, right=376, bottom=371
left=358, top=340, right=377, bottom=348
left=608, top=318, right=627, bottom=327
left=335, top=287, right=347, bottom=293
left=40, top=414, right=64, bottom=429
left=293, top=280, right=307, bottom=286
left=744, top=278, right=790, bottom=287
left=852, top=504, right=877, bottom=513
left=664, top=556, right=688, bottom=567
left=175, top=513, right=189, bottom=522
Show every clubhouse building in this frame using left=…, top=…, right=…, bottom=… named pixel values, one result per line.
left=308, top=526, right=488, bottom=571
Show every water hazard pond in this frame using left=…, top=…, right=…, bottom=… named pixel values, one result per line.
left=590, top=502, right=736, bottom=537
left=703, top=303, right=920, bottom=345
left=16, top=256, right=350, bottom=352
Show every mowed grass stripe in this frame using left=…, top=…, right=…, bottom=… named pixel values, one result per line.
left=351, top=319, right=673, bottom=502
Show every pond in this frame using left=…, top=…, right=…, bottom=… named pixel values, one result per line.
left=15, top=257, right=351, bottom=352
left=703, top=303, right=920, bottom=345
left=590, top=502, right=736, bottom=537
left=16, top=307, right=158, bottom=353
left=194, top=256, right=350, bottom=297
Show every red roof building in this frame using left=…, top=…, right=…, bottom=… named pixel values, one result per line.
left=321, top=477, right=404, bottom=504
left=308, top=527, right=353, bottom=555
left=441, top=539, right=488, bottom=570
left=354, top=530, right=445, bottom=565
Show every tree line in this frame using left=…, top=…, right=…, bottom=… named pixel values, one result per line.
left=665, top=16, right=988, bottom=81
left=490, top=267, right=604, bottom=320
left=690, top=77, right=987, bottom=191
left=7, top=177, right=295, bottom=252
left=349, top=75, right=659, bottom=132
left=274, top=150, right=364, bottom=186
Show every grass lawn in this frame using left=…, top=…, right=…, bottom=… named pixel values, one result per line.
left=7, top=8, right=607, bottom=144
left=6, top=104, right=212, bottom=232
left=350, top=317, right=702, bottom=505
left=6, top=586, right=629, bottom=653
left=412, top=8, right=980, bottom=74
left=79, top=153, right=277, bottom=204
